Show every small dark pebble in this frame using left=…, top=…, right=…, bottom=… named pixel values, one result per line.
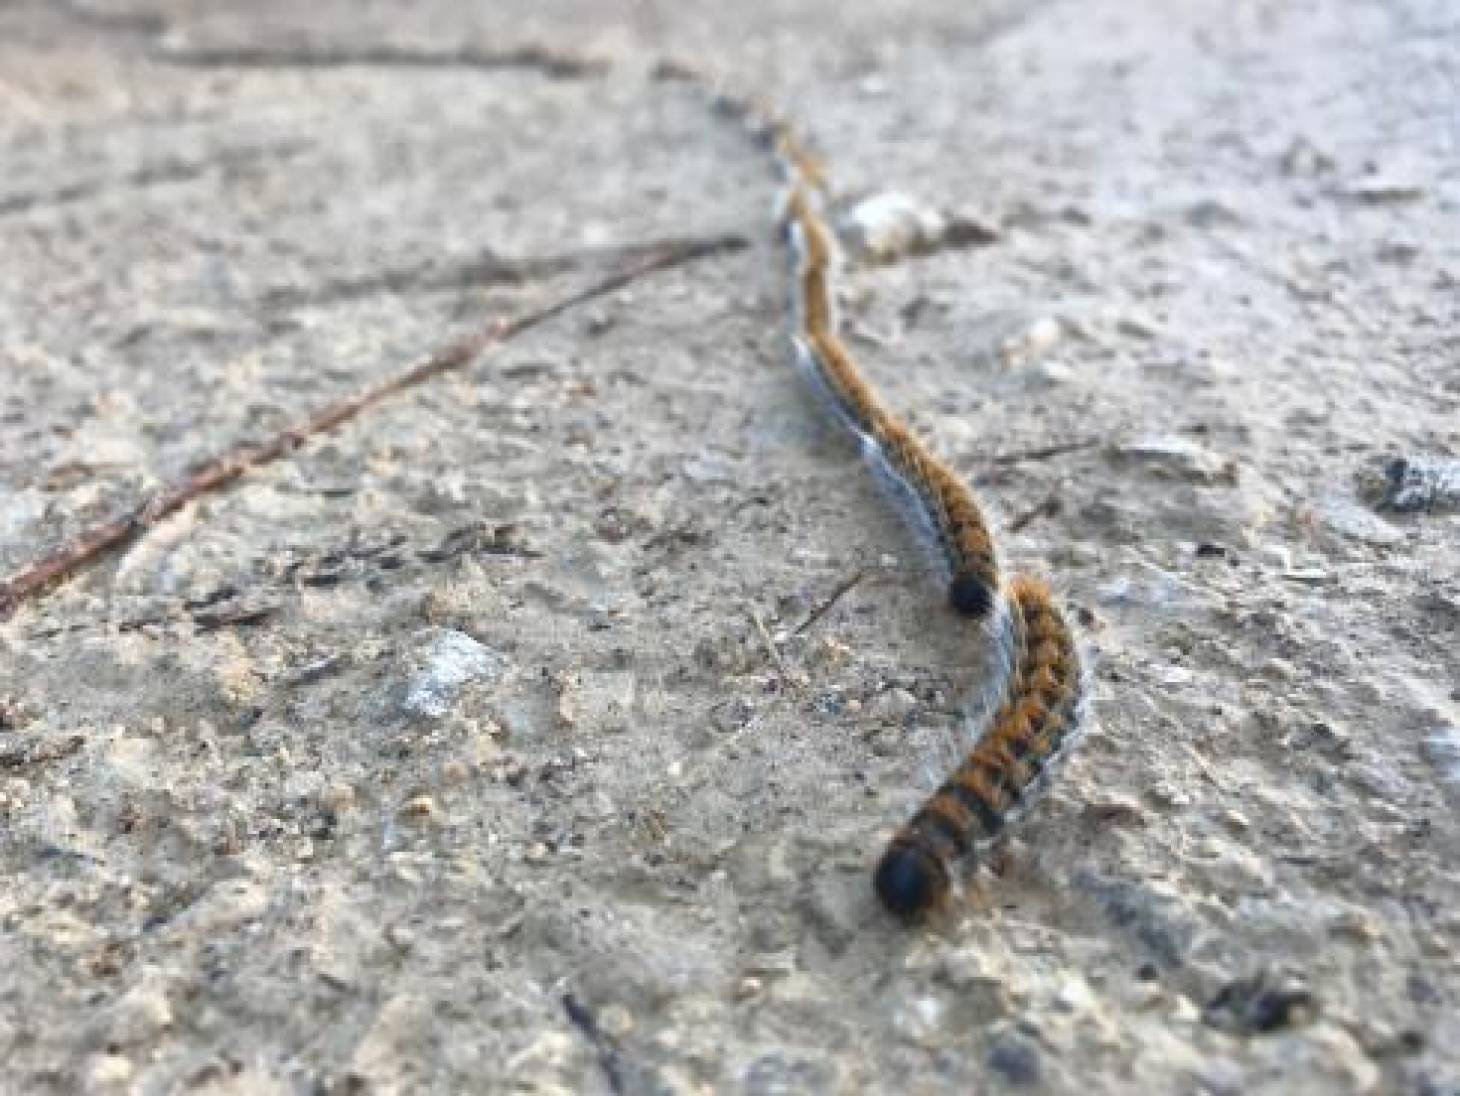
left=308, top=810, right=338, bottom=841
left=743, top=1052, right=831, bottom=1096
left=1195, top=541, right=1226, bottom=559
left=1376, top=455, right=1460, bottom=514
left=1399, top=1029, right=1426, bottom=1054
left=1203, top=970, right=1317, bottom=1035
left=986, top=1031, right=1042, bottom=1087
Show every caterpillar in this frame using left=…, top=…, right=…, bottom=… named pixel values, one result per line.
left=874, top=576, right=1087, bottom=917
left=680, top=69, right=1090, bottom=918
left=783, top=179, right=1000, bottom=618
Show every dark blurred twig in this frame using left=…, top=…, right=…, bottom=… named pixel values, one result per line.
left=988, top=438, right=1099, bottom=465
left=793, top=570, right=864, bottom=635
left=156, top=42, right=608, bottom=79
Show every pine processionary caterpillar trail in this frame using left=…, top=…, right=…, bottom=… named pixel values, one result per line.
left=875, top=577, right=1087, bottom=917
left=679, top=67, right=1092, bottom=919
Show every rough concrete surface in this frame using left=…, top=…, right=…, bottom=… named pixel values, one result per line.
left=1, top=0, right=1458, bottom=1092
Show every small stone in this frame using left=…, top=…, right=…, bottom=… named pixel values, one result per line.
left=1168, top=994, right=1201, bottom=1024
left=1038, top=359, right=1078, bottom=384
left=1145, top=781, right=1191, bottom=809
left=400, top=628, right=505, bottom=719
left=839, top=191, right=997, bottom=264
left=1368, top=455, right=1460, bottom=514
left=81, top=1053, right=134, bottom=1089
left=1203, top=970, right=1317, bottom=1034
left=1159, top=664, right=1194, bottom=687
left=401, top=794, right=436, bottom=818
left=1280, top=136, right=1334, bottom=177
left=321, top=782, right=356, bottom=812
left=1262, top=658, right=1297, bottom=682
left=1054, top=977, right=1096, bottom=1013
left=869, top=687, right=918, bottom=723
left=524, top=841, right=551, bottom=865
left=1220, top=809, right=1250, bottom=834
left=735, top=976, right=764, bottom=1001
left=891, top=996, right=946, bottom=1047
left=999, top=316, right=1063, bottom=366
left=1422, top=727, right=1460, bottom=788
left=810, top=637, right=853, bottom=669
left=1084, top=794, right=1147, bottom=828
left=986, top=1030, right=1042, bottom=1087
left=597, top=1004, right=634, bottom=1038
left=1109, top=435, right=1236, bottom=485
left=856, top=73, right=889, bottom=98
left=1330, top=910, right=1381, bottom=942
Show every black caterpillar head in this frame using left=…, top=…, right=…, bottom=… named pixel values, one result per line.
left=948, top=571, right=995, bottom=619
left=874, top=839, right=950, bottom=918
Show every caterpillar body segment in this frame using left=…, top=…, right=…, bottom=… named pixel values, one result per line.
left=875, top=578, right=1086, bottom=918
left=780, top=173, right=1002, bottom=620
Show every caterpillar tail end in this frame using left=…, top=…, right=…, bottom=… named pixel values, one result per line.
left=873, top=840, right=951, bottom=919
left=948, top=570, right=997, bottom=619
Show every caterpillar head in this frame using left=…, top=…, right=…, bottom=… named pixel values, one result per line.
left=949, top=571, right=995, bottom=619
left=874, top=839, right=950, bottom=919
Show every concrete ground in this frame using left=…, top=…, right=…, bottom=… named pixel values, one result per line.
left=1, top=0, right=1457, bottom=1091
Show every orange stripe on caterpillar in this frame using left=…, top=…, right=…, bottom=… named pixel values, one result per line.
left=874, top=577, right=1086, bottom=918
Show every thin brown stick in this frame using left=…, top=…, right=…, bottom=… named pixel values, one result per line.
left=0, top=233, right=746, bottom=621
left=988, top=438, right=1099, bottom=466
left=155, top=43, right=608, bottom=79
left=792, top=570, right=864, bottom=636
left=1006, top=493, right=1063, bottom=534
left=264, top=233, right=749, bottom=310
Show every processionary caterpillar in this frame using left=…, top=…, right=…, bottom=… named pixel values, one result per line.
left=679, top=64, right=1091, bottom=918
left=783, top=181, right=1001, bottom=618
left=874, top=577, right=1087, bottom=916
